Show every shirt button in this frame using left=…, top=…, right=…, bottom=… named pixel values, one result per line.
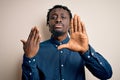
left=55, top=45, right=58, bottom=47
left=91, top=52, right=94, bottom=56
left=60, top=51, right=63, bottom=53
left=60, top=43, right=62, bottom=45
left=61, top=64, right=64, bottom=67
left=29, top=72, right=32, bottom=75
left=100, top=62, right=102, bottom=65
left=87, top=55, right=90, bottom=58
left=28, top=60, right=31, bottom=63
left=33, top=59, right=35, bottom=62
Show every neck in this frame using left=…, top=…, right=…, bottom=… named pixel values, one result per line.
left=53, top=33, right=68, bottom=42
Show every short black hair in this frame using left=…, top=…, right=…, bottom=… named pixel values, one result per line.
left=47, top=5, right=72, bottom=25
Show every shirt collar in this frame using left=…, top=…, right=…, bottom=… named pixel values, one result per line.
left=50, top=35, right=70, bottom=45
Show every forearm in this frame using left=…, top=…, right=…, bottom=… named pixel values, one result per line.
left=81, top=45, right=112, bottom=79
left=22, top=54, right=40, bottom=80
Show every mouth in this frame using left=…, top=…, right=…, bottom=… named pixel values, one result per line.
left=54, top=24, right=63, bottom=29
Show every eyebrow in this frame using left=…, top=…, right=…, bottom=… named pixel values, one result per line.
left=50, top=13, right=66, bottom=16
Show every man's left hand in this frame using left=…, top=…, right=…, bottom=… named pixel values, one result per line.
left=58, top=14, right=89, bottom=54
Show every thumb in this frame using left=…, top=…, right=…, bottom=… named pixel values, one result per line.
left=20, top=40, right=26, bottom=46
left=58, top=44, right=68, bottom=50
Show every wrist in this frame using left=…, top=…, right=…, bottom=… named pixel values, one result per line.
left=79, top=46, right=89, bottom=54
left=25, top=53, right=36, bottom=58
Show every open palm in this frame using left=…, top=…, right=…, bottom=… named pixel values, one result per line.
left=58, top=15, right=89, bottom=54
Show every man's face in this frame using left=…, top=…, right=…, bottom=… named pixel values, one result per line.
left=48, top=8, right=70, bottom=36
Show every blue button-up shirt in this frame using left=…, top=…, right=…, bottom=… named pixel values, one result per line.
left=22, top=36, right=112, bottom=80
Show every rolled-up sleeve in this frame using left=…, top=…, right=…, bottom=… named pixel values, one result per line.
left=81, top=45, right=112, bottom=79
left=22, top=54, right=40, bottom=80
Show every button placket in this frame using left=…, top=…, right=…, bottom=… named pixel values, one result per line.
left=59, top=49, right=65, bottom=80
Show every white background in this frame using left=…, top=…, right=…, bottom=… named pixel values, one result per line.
left=0, top=0, right=120, bottom=80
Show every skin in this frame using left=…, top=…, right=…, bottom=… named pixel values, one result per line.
left=21, top=8, right=89, bottom=58
left=58, top=15, right=89, bottom=53
left=48, top=8, right=70, bottom=41
left=21, top=27, right=41, bottom=58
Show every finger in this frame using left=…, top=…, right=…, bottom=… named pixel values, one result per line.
left=70, top=18, right=74, bottom=34
left=27, top=27, right=34, bottom=42
left=34, top=27, right=39, bottom=42
left=36, top=34, right=41, bottom=45
left=77, top=16, right=82, bottom=32
left=58, top=44, right=68, bottom=50
left=31, top=27, right=36, bottom=41
left=20, top=40, right=26, bottom=46
left=81, top=21, right=86, bottom=34
left=34, top=27, right=41, bottom=44
left=73, top=14, right=77, bottom=32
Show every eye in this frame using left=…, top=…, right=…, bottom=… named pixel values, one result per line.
left=50, top=15, right=57, bottom=20
left=61, top=16, right=66, bottom=19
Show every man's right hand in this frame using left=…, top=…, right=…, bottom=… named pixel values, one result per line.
left=21, top=27, right=41, bottom=58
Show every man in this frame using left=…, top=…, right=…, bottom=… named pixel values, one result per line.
left=21, top=5, right=112, bottom=80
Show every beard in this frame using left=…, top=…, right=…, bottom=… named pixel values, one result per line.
left=51, top=29, right=66, bottom=37
left=49, top=23, right=68, bottom=37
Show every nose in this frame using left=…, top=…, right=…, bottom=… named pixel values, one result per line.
left=56, top=17, right=62, bottom=23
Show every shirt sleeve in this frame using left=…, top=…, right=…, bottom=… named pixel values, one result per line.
left=81, top=45, right=112, bottom=79
left=22, top=54, right=40, bottom=80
